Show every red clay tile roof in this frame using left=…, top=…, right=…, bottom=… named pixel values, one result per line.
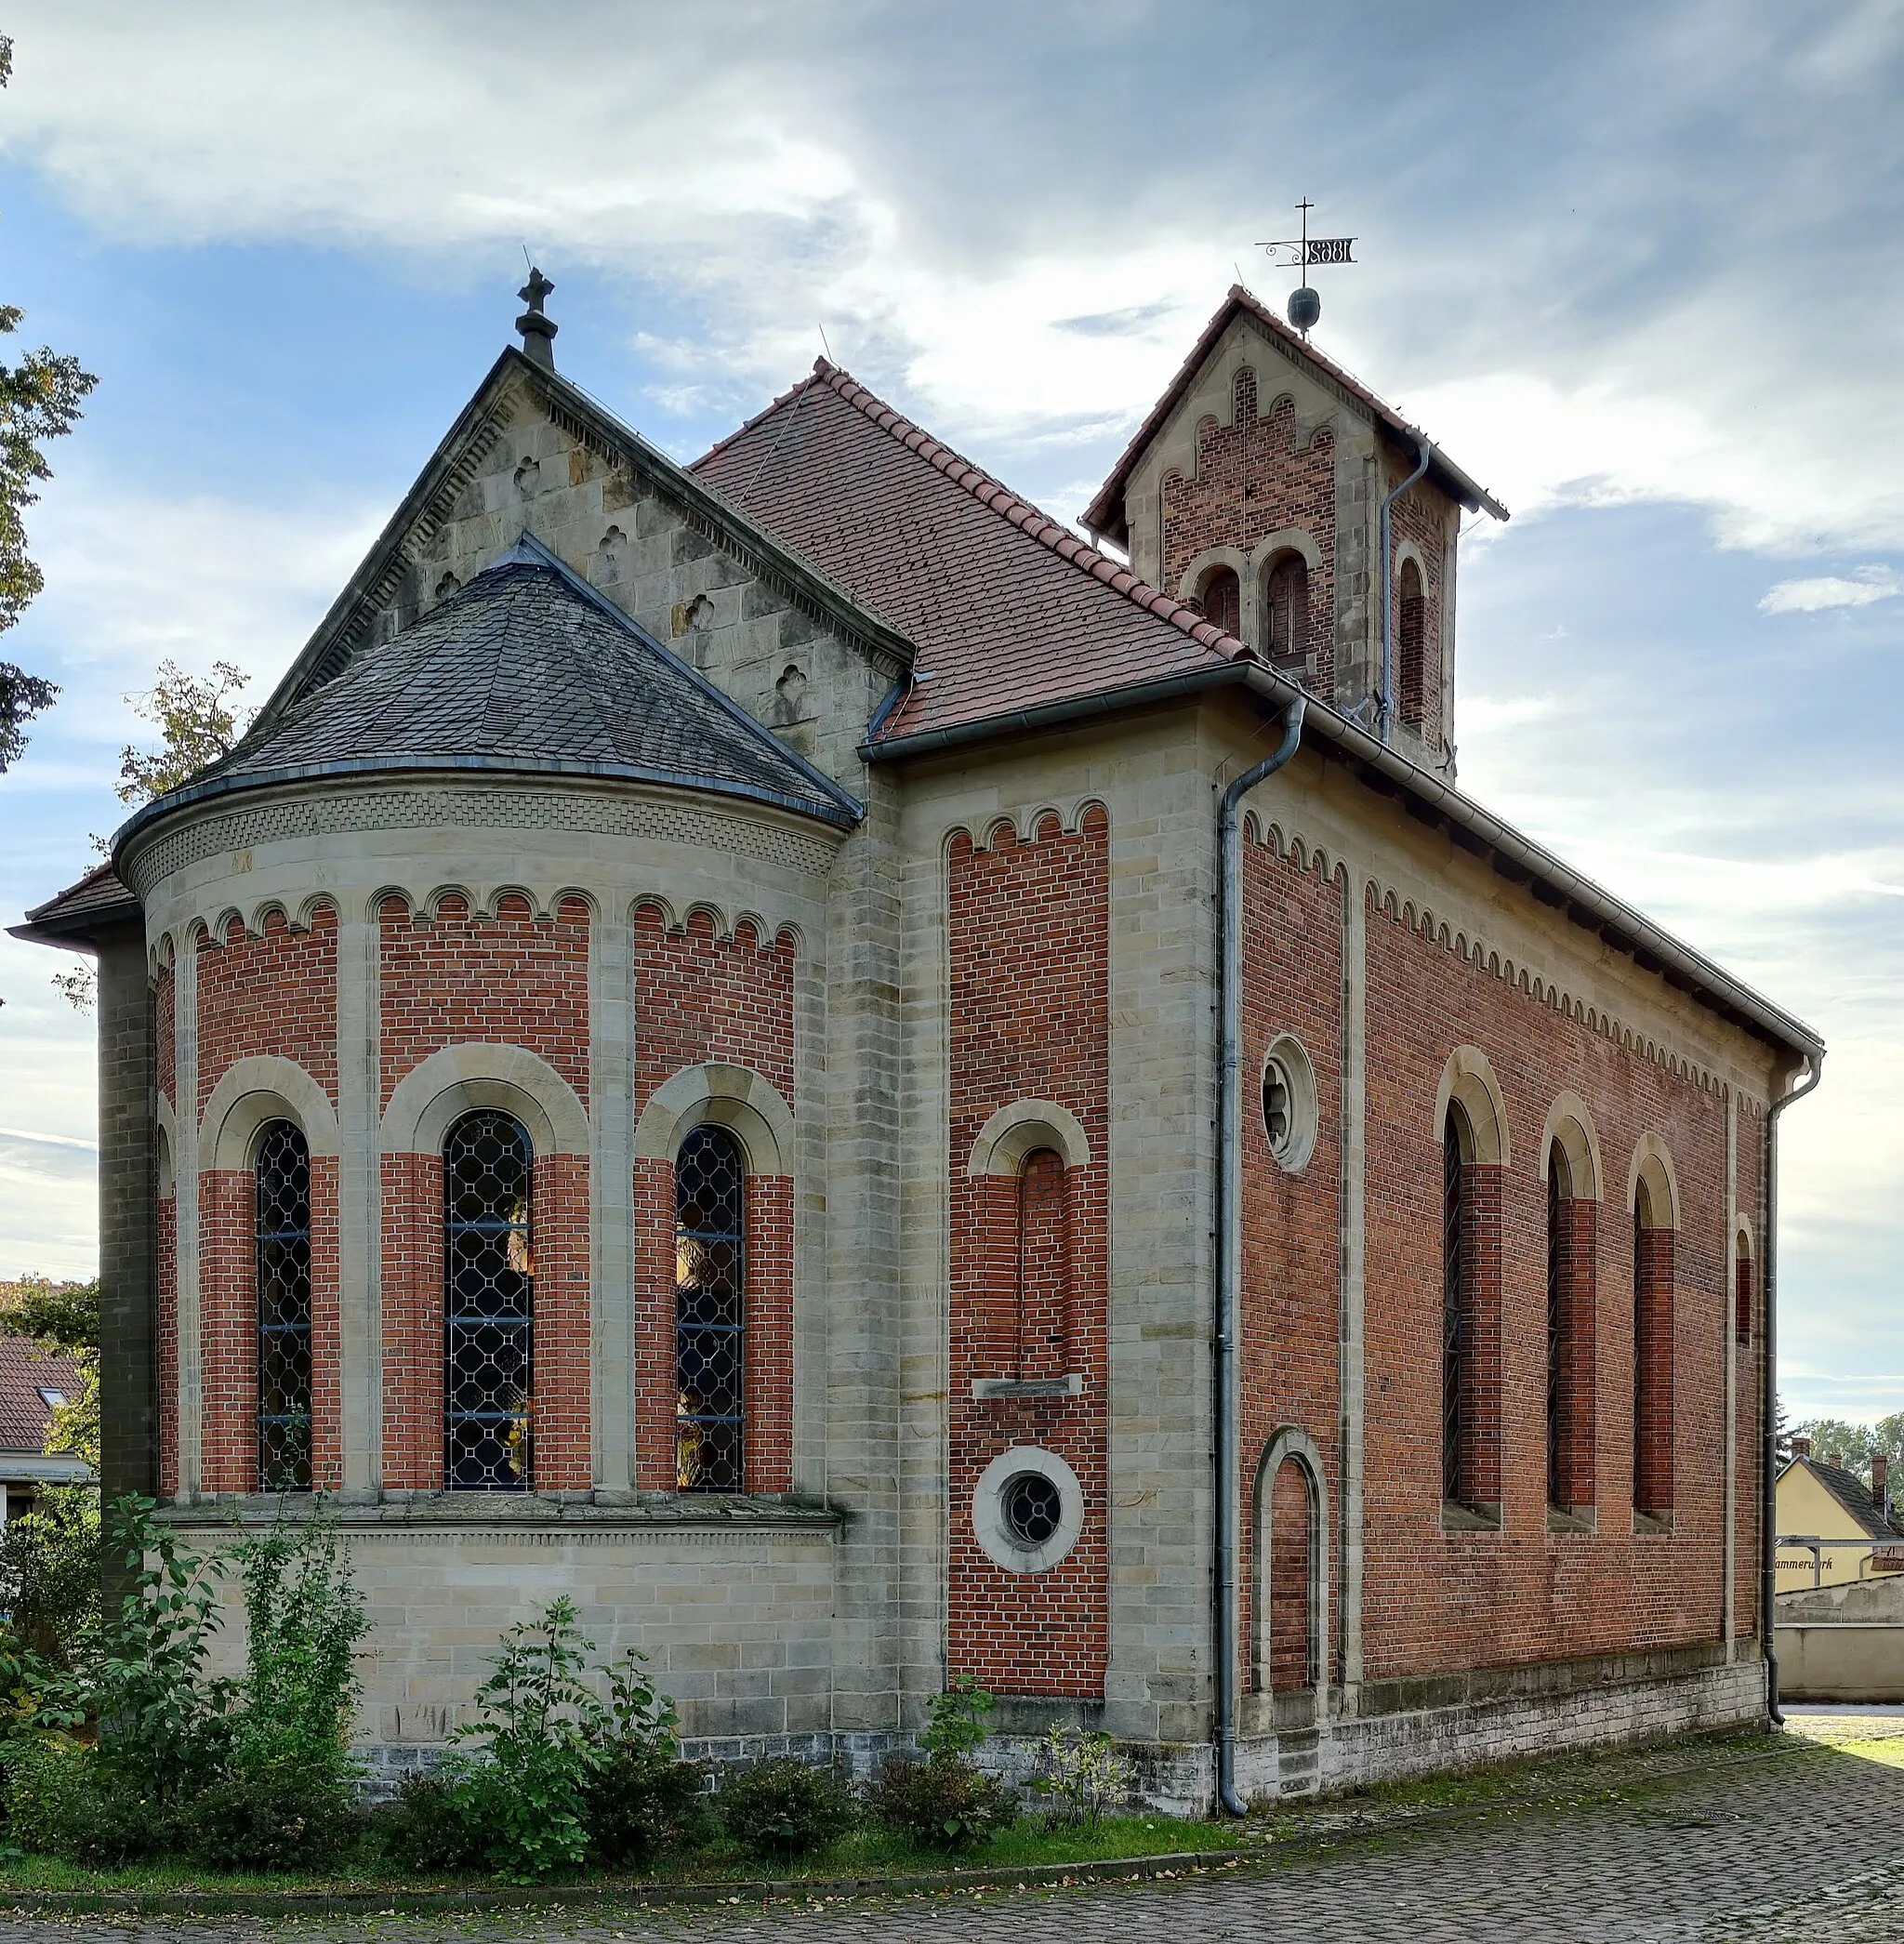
left=1080, top=285, right=1507, bottom=547
left=694, top=360, right=1262, bottom=744
left=0, top=1337, right=83, bottom=1456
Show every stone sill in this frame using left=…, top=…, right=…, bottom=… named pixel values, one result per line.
left=1440, top=1500, right=1502, bottom=1534
left=972, top=1374, right=1084, bottom=1400
left=1633, top=1510, right=1675, bottom=1537
left=153, top=1490, right=842, bottom=1531
left=1547, top=1505, right=1598, bottom=1536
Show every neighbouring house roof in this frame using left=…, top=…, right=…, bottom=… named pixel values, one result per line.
left=1079, top=284, right=1509, bottom=548
left=12, top=860, right=140, bottom=946
left=106, top=535, right=862, bottom=855
left=693, top=359, right=1242, bottom=746
left=1783, top=1457, right=1904, bottom=1541
left=0, top=1336, right=83, bottom=1460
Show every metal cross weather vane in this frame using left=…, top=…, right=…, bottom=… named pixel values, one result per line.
left=1258, top=201, right=1355, bottom=337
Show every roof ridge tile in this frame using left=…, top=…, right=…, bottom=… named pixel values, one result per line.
left=794, top=358, right=1245, bottom=716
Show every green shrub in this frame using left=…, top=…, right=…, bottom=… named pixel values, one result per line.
left=585, top=1744, right=713, bottom=1867
left=0, top=1485, right=100, bottom=1670
left=448, top=1596, right=609, bottom=1882
left=377, top=1772, right=487, bottom=1874
left=919, top=1673, right=995, bottom=1764
left=869, top=1756, right=1012, bottom=1852
left=1027, top=1724, right=1137, bottom=1826
left=4, top=1740, right=173, bottom=1865
left=717, top=1755, right=855, bottom=1861
left=185, top=1764, right=364, bottom=1871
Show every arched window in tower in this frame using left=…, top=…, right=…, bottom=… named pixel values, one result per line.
left=1398, top=557, right=1427, bottom=729
left=1442, top=1102, right=1474, bottom=1507
left=1198, top=565, right=1241, bottom=639
left=255, top=1119, right=312, bottom=1492
left=1265, top=554, right=1309, bottom=668
left=443, top=1109, right=535, bottom=1490
left=676, top=1126, right=747, bottom=1492
left=1735, top=1236, right=1754, bottom=1346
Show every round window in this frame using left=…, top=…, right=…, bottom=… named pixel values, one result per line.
left=1003, top=1472, right=1063, bottom=1547
left=972, top=1447, right=1083, bottom=1574
left=1260, top=1033, right=1318, bottom=1172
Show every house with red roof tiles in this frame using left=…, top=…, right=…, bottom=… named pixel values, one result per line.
left=14, top=282, right=1821, bottom=1807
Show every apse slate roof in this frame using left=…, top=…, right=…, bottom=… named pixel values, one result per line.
left=693, top=360, right=1247, bottom=745
left=111, top=536, right=861, bottom=847
left=1079, top=284, right=1509, bottom=548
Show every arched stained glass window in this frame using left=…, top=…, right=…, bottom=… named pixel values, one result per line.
left=256, top=1120, right=312, bottom=1491
left=443, top=1110, right=534, bottom=1490
left=676, top=1126, right=747, bottom=1492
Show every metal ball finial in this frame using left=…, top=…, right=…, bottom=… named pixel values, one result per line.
left=1287, top=286, right=1321, bottom=334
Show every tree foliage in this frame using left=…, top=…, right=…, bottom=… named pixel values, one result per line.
left=1791, top=1412, right=1904, bottom=1490
left=115, top=658, right=251, bottom=805
left=0, top=33, right=99, bottom=775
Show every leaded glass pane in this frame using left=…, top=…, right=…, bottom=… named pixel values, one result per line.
left=256, top=1120, right=312, bottom=1491
left=676, top=1126, right=746, bottom=1492
left=443, top=1110, right=534, bottom=1489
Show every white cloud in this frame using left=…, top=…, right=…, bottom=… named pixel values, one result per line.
left=1460, top=694, right=1558, bottom=734
left=1760, top=567, right=1903, bottom=614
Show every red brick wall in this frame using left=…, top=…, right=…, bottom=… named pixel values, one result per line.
left=946, top=809, right=1110, bottom=1697
left=1735, top=1098, right=1766, bottom=1638
left=1268, top=1457, right=1314, bottom=1691
left=1361, top=893, right=1734, bottom=1680
left=376, top=892, right=595, bottom=1493
left=196, top=905, right=337, bottom=1117
left=192, top=907, right=340, bottom=1493
left=378, top=893, right=589, bottom=1111
left=1552, top=1196, right=1598, bottom=1510
left=1237, top=836, right=1342, bottom=1687
left=630, top=908, right=798, bottom=1495
left=1162, top=383, right=1338, bottom=696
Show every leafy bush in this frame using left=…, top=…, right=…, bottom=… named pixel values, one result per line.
left=377, top=1772, right=487, bottom=1874
left=0, top=1485, right=100, bottom=1670
left=583, top=1642, right=709, bottom=1866
left=443, top=1596, right=609, bottom=1882
left=4, top=1739, right=172, bottom=1866
left=228, top=1504, right=368, bottom=1788
left=869, top=1756, right=1012, bottom=1852
left=919, top=1673, right=994, bottom=1764
left=1028, top=1725, right=1137, bottom=1826
left=185, top=1765, right=363, bottom=1871
left=717, top=1755, right=855, bottom=1861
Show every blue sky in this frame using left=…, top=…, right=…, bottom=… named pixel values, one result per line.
left=0, top=0, right=1898, bottom=1418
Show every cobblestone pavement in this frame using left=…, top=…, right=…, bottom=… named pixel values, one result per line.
left=5, top=1733, right=1902, bottom=1944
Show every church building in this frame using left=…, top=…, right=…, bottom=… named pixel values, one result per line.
left=16, top=278, right=1823, bottom=1807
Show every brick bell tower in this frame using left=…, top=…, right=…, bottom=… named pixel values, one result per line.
left=1081, top=286, right=1506, bottom=774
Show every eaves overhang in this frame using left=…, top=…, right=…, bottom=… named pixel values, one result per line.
left=863, top=663, right=1824, bottom=1067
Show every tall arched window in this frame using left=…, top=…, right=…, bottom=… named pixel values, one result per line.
left=1442, top=1102, right=1473, bottom=1507
left=1398, top=557, right=1427, bottom=729
left=676, top=1126, right=747, bottom=1492
left=256, top=1119, right=311, bottom=1491
left=1735, top=1237, right=1754, bottom=1346
left=1198, top=565, right=1241, bottom=638
left=1269, top=1455, right=1316, bottom=1692
left=1632, top=1175, right=1674, bottom=1518
left=443, top=1109, right=535, bottom=1490
left=1265, top=554, right=1309, bottom=668
left=1546, top=1147, right=1571, bottom=1513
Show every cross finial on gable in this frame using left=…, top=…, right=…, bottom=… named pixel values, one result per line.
left=515, top=266, right=558, bottom=369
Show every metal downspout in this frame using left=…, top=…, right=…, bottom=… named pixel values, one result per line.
left=1762, top=1051, right=1822, bottom=1727
left=1377, top=437, right=1434, bottom=746
left=1215, top=694, right=1308, bottom=1817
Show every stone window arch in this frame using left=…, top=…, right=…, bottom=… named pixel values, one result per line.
left=1252, top=1428, right=1327, bottom=1698
left=255, top=1119, right=312, bottom=1492
left=1631, top=1142, right=1677, bottom=1526
left=443, top=1108, right=536, bottom=1490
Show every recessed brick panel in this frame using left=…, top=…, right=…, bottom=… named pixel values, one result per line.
left=197, top=905, right=338, bottom=1117
left=946, top=809, right=1110, bottom=1699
